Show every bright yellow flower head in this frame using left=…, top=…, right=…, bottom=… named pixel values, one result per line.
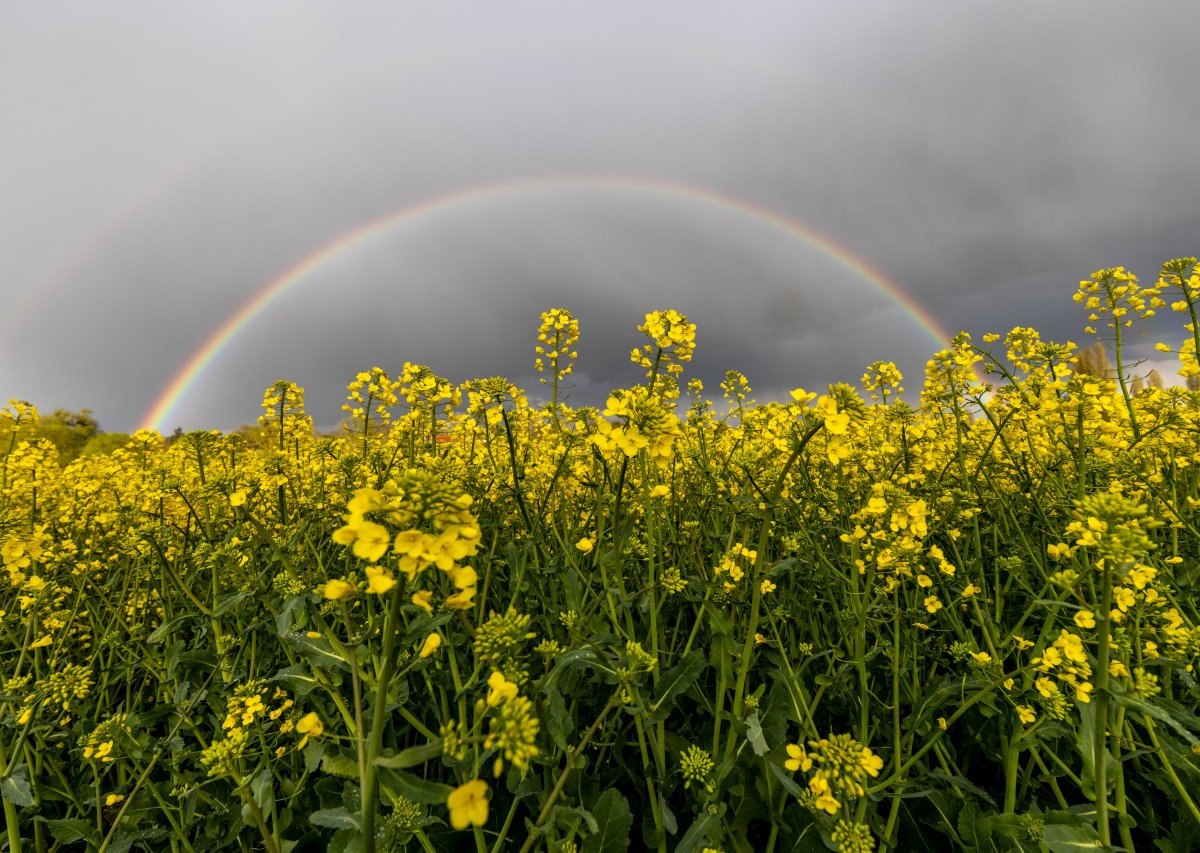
left=784, top=743, right=812, bottom=772
left=296, top=712, right=324, bottom=749
left=447, top=779, right=489, bottom=830
left=419, top=632, right=442, bottom=659
left=486, top=671, right=519, bottom=707
left=321, top=579, right=357, bottom=601
left=364, top=566, right=397, bottom=595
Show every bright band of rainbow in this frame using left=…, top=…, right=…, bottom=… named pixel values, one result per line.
left=140, top=176, right=955, bottom=432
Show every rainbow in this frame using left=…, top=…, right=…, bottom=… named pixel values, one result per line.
left=139, top=176, right=956, bottom=432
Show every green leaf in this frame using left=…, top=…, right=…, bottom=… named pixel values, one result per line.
left=744, top=711, right=769, bottom=756
left=327, top=827, right=366, bottom=853
left=674, top=804, right=724, bottom=853
left=767, top=762, right=807, bottom=800
left=310, top=808, right=362, bottom=830
left=321, top=748, right=361, bottom=780
left=42, top=818, right=99, bottom=845
left=215, top=590, right=251, bottom=615
left=765, top=557, right=798, bottom=578
left=304, top=741, right=325, bottom=774
left=542, top=649, right=603, bottom=694
left=275, top=594, right=306, bottom=637
left=146, top=613, right=191, bottom=645
left=377, top=768, right=453, bottom=804
left=553, top=805, right=598, bottom=835
left=659, top=794, right=678, bottom=835
left=251, top=767, right=274, bottom=813
left=582, top=789, right=632, bottom=853
left=1041, top=822, right=1104, bottom=851
left=0, top=767, right=33, bottom=808
left=284, top=630, right=351, bottom=672
left=648, top=651, right=705, bottom=723
left=956, top=800, right=990, bottom=851
left=271, top=663, right=321, bottom=697
left=1108, top=689, right=1200, bottom=746
left=545, top=687, right=571, bottom=752
left=374, top=740, right=443, bottom=769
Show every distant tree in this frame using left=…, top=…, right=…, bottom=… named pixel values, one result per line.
left=233, top=423, right=274, bottom=450
left=79, top=433, right=131, bottom=457
left=1073, top=341, right=1113, bottom=380
left=32, top=408, right=100, bottom=464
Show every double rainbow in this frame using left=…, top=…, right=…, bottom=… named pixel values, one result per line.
left=139, top=176, right=954, bottom=432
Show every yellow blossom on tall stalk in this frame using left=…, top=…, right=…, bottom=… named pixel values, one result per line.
left=631, top=309, right=696, bottom=396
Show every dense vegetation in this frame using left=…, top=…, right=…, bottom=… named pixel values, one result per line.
left=2, top=260, right=1200, bottom=852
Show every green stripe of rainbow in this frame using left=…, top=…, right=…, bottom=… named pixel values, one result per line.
left=140, top=176, right=955, bottom=432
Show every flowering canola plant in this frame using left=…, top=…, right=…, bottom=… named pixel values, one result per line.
left=2, top=269, right=1200, bottom=852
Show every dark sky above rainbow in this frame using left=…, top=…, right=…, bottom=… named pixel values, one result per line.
left=3, top=2, right=1199, bottom=433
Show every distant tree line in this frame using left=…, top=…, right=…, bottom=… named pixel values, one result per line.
left=1, top=408, right=128, bottom=464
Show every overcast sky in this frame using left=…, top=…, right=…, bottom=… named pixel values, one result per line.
left=3, top=2, right=1198, bottom=433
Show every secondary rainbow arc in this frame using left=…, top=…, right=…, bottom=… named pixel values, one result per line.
left=140, top=176, right=955, bottom=433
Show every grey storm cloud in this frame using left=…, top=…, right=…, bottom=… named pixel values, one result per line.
left=2, top=2, right=1199, bottom=432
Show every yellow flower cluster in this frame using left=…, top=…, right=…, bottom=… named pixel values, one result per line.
left=590, top=387, right=682, bottom=465
left=784, top=733, right=883, bottom=815
left=1074, top=266, right=1164, bottom=335
left=221, top=681, right=295, bottom=738
left=329, top=470, right=481, bottom=608
left=534, top=307, right=580, bottom=384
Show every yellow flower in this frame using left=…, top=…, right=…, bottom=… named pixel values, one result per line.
left=229, top=489, right=247, bottom=507
left=486, top=671, right=518, bottom=707
left=445, top=588, right=476, bottom=610
left=411, top=590, right=434, bottom=613
left=321, top=579, right=357, bottom=601
left=1016, top=705, right=1036, bottom=724
left=296, top=712, right=323, bottom=749
left=784, top=743, right=812, bottom=772
left=924, top=595, right=943, bottom=614
left=970, top=651, right=992, bottom=665
left=104, top=793, right=124, bottom=807
left=1073, top=610, right=1096, bottom=629
left=649, top=485, right=671, bottom=499
left=760, top=580, right=776, bottom=595
left=575, top=537, right=594, bottom=553
left=808, top=775, right=840, bottom=814
left=447, top=779, right=489, bottom=830
left=859, top=747, right=883, bottom=777
left=364, top=566, right=397, bottom=595
left=351, top=521, right=390, bottom=562
left=419, top=633, right=442, bottom=658
left=449, top=565, right=477, bottom=590
left=754, top=632, right=767, bottom=645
